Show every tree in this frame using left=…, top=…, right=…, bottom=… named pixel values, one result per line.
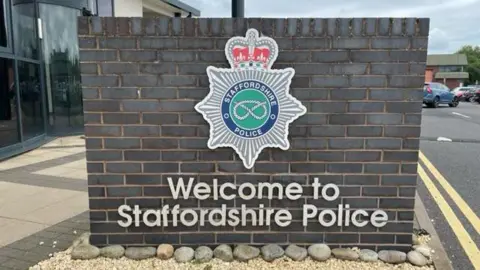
left=456, top=45, right=480, bottom=85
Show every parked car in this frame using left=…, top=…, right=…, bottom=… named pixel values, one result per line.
left=472, top=87, right=480, bottom=104
left=451, top=86, right=476, bottom=102
left=423, top=82, right=459, bottom=108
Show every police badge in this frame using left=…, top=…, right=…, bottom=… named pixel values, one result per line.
left=195, top=28, right=307, bottom=169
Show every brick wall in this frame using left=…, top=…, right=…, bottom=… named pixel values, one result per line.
left=79, top=17, right=429, bottom=251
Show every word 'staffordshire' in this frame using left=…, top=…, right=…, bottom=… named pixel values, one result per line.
left=117, top=177, right=389, bottom=229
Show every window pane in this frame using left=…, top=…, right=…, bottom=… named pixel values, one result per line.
left=439, top=66, right=462, bottom=72
left=88, top=0, right=97, bottom=15
left=12, top=2, right=38, bottom=59
left=40, top=4, right=83, bottom=134
left=1, top=1, right=8, bottom=47
left=18, top=61, right=44, bottom=139
left=0, top=58, right=20, bottom=147
left=97, top=0, right=113, bottom=16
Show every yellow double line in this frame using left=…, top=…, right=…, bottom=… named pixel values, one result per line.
left=418, top=151, right=480, bottom=268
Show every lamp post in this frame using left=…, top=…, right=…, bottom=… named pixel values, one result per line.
left=232, top=0, right=245, bottom=18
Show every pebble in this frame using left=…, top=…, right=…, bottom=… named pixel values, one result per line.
left=285, top=245, right=307, bottom=261
left=71, top=244, right=100, bottom=260
left=125, top=247, right=156, bottom=260
left=213, top=244, right=233, bottom=262
left=261, top=244, right=284, bottom=262
left=331, top=248, right=359, bottom=261
left=157, top=244, right=174, bottom=260
left=174, top=247, right=195, bottom=263
left=359, top=249, right=378, bottom=262
left=233, top=245, right=260, bottom=262
left=71, top=232, right=90, bottom=249
left=408, top=251, right=429, bottom=266
left=413, top=245, right=432, bottom=258
left=100, top=245, right=125, bottom=259
left=307, top=244, right=331, bottom=262
left=412, top=234, right=421, bottom=245
left=30, top=250, right=436, bottom=270
left=378, top=250, right=407, bottom=264
left=195, top=246, right=213, bottom=263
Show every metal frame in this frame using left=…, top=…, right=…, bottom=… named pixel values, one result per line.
left=231, top=0, right=244, bottom=18
left=34, top=1, right=48, bottom=135
left=96, top=0, right=114, bottom=17
left=13, top=0, right=88, bottom=10
left=0, top=0, right=13, bottom=54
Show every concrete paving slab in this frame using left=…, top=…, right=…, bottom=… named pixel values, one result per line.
left=33, top=159, right=87, bottom=180
left=26, top=193, right=88, bottom=224
left=0, top=220, right=47, bottom=247
left=0, top=211, right=89, bottom=269
left=0, top=147, right=85, bottom=171
left=0, top=181, right=87, bottom=247
left=0, top=182, right=86, bottom=220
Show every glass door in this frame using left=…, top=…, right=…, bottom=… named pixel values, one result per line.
left=39, top=3, right=83, bottom=135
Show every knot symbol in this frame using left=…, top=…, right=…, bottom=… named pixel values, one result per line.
left=233, top=100, right=268, bottom=120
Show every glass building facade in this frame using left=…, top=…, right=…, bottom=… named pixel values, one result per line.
left=0, top=0, right=199, bottom=159
left=0, top=0, right=96, bottom=159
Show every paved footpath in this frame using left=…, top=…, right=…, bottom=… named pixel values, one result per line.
left=0, top=136, right=89, bottom=270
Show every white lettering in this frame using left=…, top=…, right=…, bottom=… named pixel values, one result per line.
left=258, top=182, right=283, bottom=199
left=213, top=178, right=219, bottom=200
left=199, top=209, right=209, bottom=226
left=133, top=205, right=141, bottom=227
left=115, top=181, right=390, bottom=230
left=318, top=209, right=336, bottom=227
left=227, top=209, right=240, bottom=226
left=161, top=205, right=169, bottom=227
left=337, top=204, right=343, bottom=226
left=265, top=209, right=275, bottom=226
left=171, top=204, right=180, bottom=226
left=117, top=205, right=132, bottom=227
left=312, top=177, right=321, bottom=199
left=241, top=204, right=257, bottom=226
left=344, top=204, right=351, bottom=227
left=167, top=177, right=195, bottom=199
left=193, top=182, right=211, bottom=200
left=238, top=183, right=256, bottom=200
left=208, top=205, right=227, bottom=226
left=143, top=209, right=161, bottom=227
left=180, top=209, right=198, bottom=227
left=258, top=204, right=265, bottom=226
left=285, top=183, right=303, bottom=200
left=370, top=210, right=388, bottom=227
left=303, top=204, right=317, bottom=226
left=219, top=182, right=236, bottom=200
left=351, top=210, right=368, bottom=227
left=322, top=183, right=340, bottom=201
left=274, top=210, right=292, bottom=227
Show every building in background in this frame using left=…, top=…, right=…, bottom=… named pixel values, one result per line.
left=425, top=54, right=469, bottom=89
left=0, top=0, right=200, bottom=160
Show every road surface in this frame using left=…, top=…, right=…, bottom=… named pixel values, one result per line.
left=418, top=102, right=480, bottom=270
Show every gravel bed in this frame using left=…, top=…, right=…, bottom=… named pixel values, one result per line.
left=417, top=235, right=431, bottom=245
left=30, top=248, right=434, bottom=270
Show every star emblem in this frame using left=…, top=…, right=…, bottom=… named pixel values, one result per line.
left=194, top=29, right=307, bottom=169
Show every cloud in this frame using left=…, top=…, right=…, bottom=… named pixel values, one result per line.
left=182, top=0, right=480, bottom=53
left=429, top=28, right=450, bottom=52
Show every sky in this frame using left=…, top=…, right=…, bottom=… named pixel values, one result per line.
left=182, top=0, right=480, bottom=54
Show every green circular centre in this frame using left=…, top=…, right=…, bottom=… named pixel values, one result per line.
left=229, top=89, right=271, bottom=130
